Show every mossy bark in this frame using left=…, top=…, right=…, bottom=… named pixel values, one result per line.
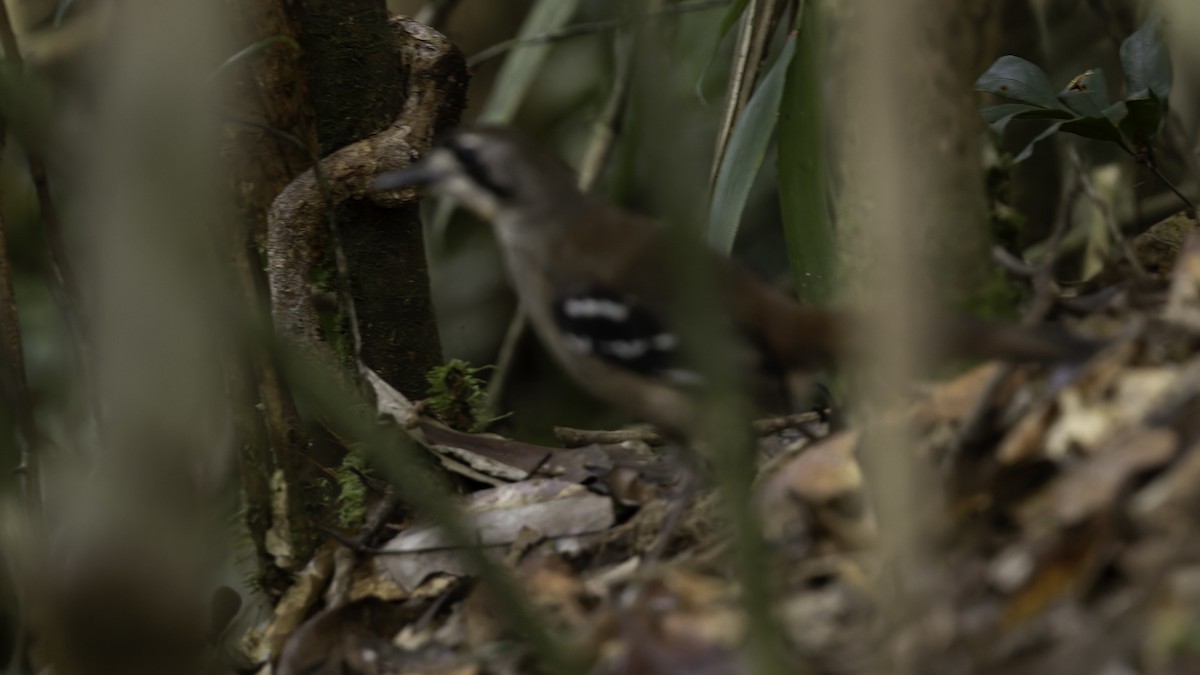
left=297, top=0, right=447, bottom=398
left=221, top=0, right=319, bottom=592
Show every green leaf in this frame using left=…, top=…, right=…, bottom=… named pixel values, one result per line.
left=777, top=3, right=833, bottom=305
left=982, top=101, right=1073, bottom=138
left=982, top=102, right=1073, bottom=134
left=707, top=31, right=797, bottom=254
left=1012, top=114, right=1125, bottom=162
left=1059, top=116, right=1123, bottom=144
left=1103, top=100, right=1129, bottom=126
left=478, top=0, right=582, bottom=123
left=1120, top=14, right=1172, bottom=104
left=975, top=55, right=1068, bottom=110
left=1120, top=91, right=1165, bottom=144
left=983, top=103, right=1052, bottom=124
left=1014, top=122, right=1064, bottom=162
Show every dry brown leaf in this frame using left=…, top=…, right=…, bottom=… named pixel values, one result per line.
left=760, top=432, right=862, bottom=503
left=519, top=555, right=591, bottom=628
left=1164, top=232, right=1200, bottom=332
left=758, top=432, right=874, bottom=548
left=599, top=569, right=745, bottom=675
left=997, top=402, right=1058, bottom=464
left=245, top=542, right=337, bottom=664
left=1132, top=436, right=1200, bottom=528
left=348, top=556, right=410, bottom=603
left=274, top=599, right=410, bottom=675
left=912, top=362, right=1017, bottom=428
left=1019, top=428, right=1178, bottom=531
left=1001, top=519, right=1113, bottom=630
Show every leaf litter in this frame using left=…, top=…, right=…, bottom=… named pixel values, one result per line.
left=239, top=212, right=1200, bottom=675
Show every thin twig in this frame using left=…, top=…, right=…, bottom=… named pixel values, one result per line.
left=578, top=32, right=634, bottom=189
left=708, top=0, right=784, bottom=187
left=553, top=425, right=666, bottom=447
left=486, top=28, right=637, bottom=411
left=1165, top=114, right=1200, bottom=196
left=1141, top=158, right=1197, bottom=214
left=466, top=0, right=728, bottom=68
left=484, top=301, right=526, bottom=415
left=1112, top=126, right=1197, bottom=213
left=750, top=410, right=824, bottom=436
left=1067, top=145, right=1148, bottom=281
left=949, top=161, right=1084, bottom=458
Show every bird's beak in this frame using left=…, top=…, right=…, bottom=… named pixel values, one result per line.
left=372, top=161, right=442, bottom=192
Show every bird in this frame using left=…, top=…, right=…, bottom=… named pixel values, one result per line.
left=373, top=125, right=1089, bottom=437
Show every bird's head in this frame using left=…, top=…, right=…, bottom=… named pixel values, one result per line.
left=373, top=126, right=579, bottom=223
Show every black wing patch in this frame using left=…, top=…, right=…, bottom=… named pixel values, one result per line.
left=551, top=288, right=698, bottom=385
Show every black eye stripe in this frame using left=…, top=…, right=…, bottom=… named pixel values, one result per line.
left=446, top=138, right=513, bottom=199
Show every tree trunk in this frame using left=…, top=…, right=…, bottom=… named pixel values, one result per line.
left=220, top=0, right=320, bottom=590
left=298, top=0, right=447, bottom=398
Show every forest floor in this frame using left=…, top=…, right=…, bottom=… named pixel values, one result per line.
left=245, top=210, right=1200, bottom=675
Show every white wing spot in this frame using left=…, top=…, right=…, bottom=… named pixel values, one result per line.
left=605, top=339, right=651, bottom=359
left=651, top=333, right=678, bottom=350
left=563, top=297, right=630, bottom=322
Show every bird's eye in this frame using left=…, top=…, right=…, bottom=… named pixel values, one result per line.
left=446, top=138, right=513, bottom=199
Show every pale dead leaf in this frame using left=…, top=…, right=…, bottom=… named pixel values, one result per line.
left=265, top=469, right=297, bottom=570
left=380, top=480, right=614, bottom=590
left=348, top=556, right=409, bottom=603
left=245, top=542, right=336, bottom=664
left=1045, top=369, right=1175, bottom=457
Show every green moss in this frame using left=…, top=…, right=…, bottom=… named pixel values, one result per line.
left=333, top=451, right=369, bottom=530
left=311, top=250, right=353, bottom=365
left=425, top=359, right=508, bottom=432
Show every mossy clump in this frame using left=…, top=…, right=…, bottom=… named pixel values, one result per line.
left=425, top=359, right=506, bottom=432
left=333, top=451, right=369, bottom=530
